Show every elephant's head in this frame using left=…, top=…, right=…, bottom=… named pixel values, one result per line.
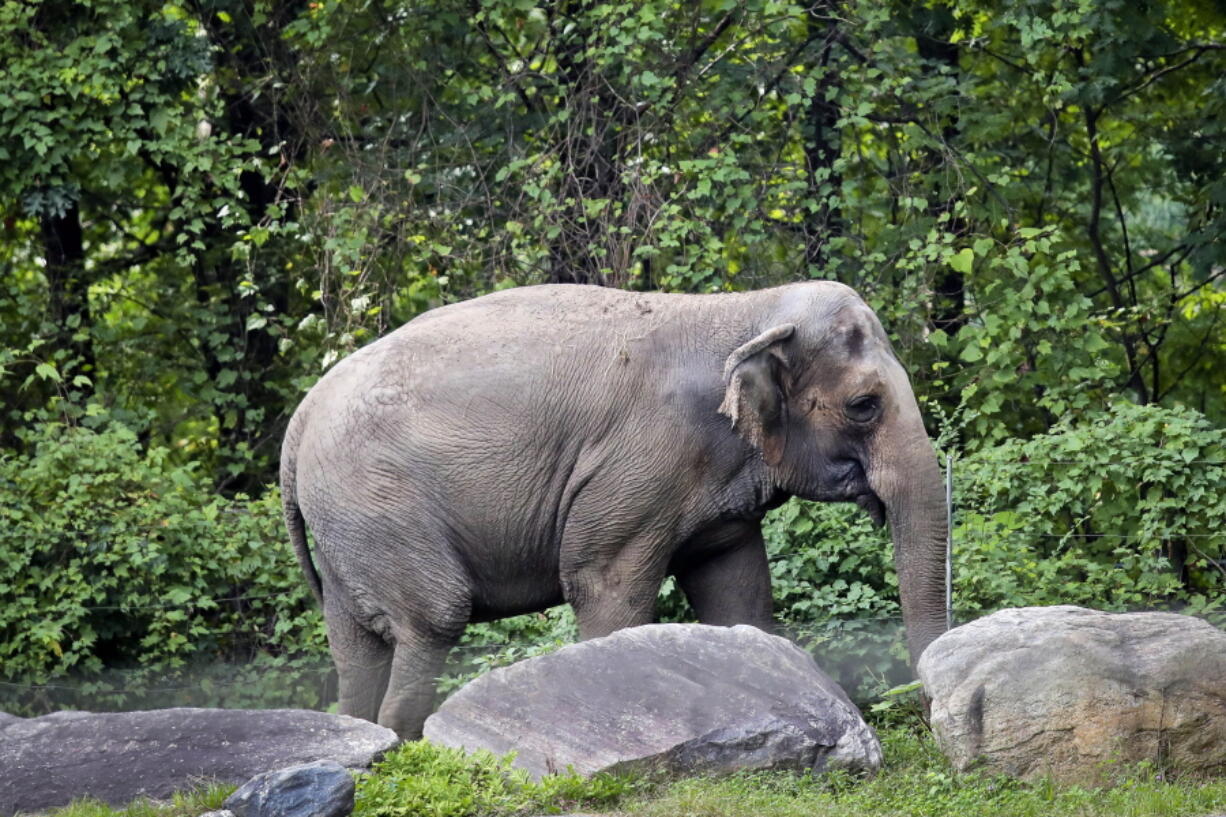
left=720, top=282, right=948, bottom=666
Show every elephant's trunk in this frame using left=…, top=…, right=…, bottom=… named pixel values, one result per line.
left=867, top=397, right=949, bottom=669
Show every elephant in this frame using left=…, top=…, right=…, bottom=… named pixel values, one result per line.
left=280, top=281, right=948, bottom=739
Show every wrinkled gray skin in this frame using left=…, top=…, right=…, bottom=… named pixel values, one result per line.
left=281, top=282, right=948, bottom=739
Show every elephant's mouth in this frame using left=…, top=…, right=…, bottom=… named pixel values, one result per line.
left=855, top=492, right=886, bottom=527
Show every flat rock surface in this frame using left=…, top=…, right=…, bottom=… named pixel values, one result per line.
left=0, top=707, right=398, bottom=815
left=917, top=606, right=1226, bottom=783
left=424, top=623, right=881, bottom=779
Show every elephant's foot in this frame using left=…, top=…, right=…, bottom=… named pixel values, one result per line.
left=377, top=636, right=453, bottom=739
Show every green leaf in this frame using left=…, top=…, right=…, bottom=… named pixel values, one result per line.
left=948, top=248, right=974, bottom=274
left=34, top=363, right=61, bottom=382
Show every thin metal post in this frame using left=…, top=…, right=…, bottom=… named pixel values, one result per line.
left=945, top=453, right=954, bottom=631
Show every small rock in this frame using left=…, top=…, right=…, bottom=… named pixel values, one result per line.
left=225, top=760, right=353, bottom=817
left=917, top=606, right=1226, bottom=783
left=424, top=623, right=881, bottom=779
left=0, top=708, right=397, bottom=816
left=200, top=810, right=236, bottom=817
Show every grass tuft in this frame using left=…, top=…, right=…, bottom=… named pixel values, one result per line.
left=42, top=783, right=233, bottom=817
left=353, top=739, right=633, bottom=817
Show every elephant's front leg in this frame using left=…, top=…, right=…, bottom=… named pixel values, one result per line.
left=674, top=523, right=774, bottom=630
left=561, top=534, right=672, bottom=640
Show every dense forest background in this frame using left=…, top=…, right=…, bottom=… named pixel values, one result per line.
left=1, top=0, right=1224, bottom=712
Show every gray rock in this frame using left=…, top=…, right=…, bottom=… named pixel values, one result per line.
left=224, top=760, right=354, bottom=817
left=917, top=606, right=1226, bottom=783
left=0, top=708, right=397, bottom=816
left=0, top=712, right=22, bottom=728
left=424, top=623, right=881, bottom=779
left=199, top=811, right=236, bottom=817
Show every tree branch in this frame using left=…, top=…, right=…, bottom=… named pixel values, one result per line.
left=1108, top=46, right=1216, bottom=108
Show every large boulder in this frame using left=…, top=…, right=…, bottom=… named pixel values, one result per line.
left=423, top=623, right=881, bottom=779
left=0, top=708, right=398, bottom=816
left=917, top=606, right=1226, bottom=783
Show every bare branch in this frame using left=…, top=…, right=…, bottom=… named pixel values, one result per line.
left=1108, top=46, right=1216, bottom=108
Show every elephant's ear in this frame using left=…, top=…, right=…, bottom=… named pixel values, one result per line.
left=718, top=324, right=795, bottom=467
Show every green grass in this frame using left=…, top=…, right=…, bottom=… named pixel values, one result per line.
left=618, top=728, right=1226, bottom=817
left=40, top=783, right=233, bottom=817
left=42, top=726, right=1226, bottom=817
left=352, top=739, right=632, bottom=817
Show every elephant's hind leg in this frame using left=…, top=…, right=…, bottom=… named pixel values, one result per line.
left=378, top=628, right=457, bottom=739
left=324, top=599, right=393, bottom=724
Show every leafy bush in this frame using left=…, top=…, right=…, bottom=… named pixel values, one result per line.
left=762, top=499, right=905, bottom=698
left=0, top=420, right=326, bottom=694
left=953, top=402, right=1226, bottom=621
left=436, top=606, right=577, bottom=696
left=6, top=403, right=1219, bottom=717
left=354, top=740, right=630, bottom=817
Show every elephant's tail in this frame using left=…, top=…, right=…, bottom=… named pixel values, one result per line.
left=282, top=419, right=324, bottom=608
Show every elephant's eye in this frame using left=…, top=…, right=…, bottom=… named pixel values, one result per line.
left=844, top=394, right=881, bottom=423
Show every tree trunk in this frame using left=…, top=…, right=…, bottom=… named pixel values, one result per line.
left=40, top=201, right=95, bottom=389
left=803, top=6, right=843, bottom=272
left=913, top=6, right=966, bottom=335
left=189, top=0, right=304, bottom=492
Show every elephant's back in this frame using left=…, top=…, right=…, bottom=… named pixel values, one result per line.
left=382, top=283, right=681, bottom=358
left=288, top=287, right=660, bottom=541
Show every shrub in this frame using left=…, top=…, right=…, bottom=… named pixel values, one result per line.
left=953, top=401, right=1226, bottom=620
left=354, top=740, right=630, bottom=817
left=436, top=606, right=577, bottom=696
left=761, top=499, right=904, bottom=698
left=0, top=421, right=326, bottom=695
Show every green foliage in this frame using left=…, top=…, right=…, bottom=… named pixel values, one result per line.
left=436, top=607, right=577, bottom=696
left=761, top=499, right=906, bottom=698
left=0, top=421, right=325, bottom=689
left=5, top=0, right=1225, bottom=490
left=354, top=740, right=631, bottom=817
left=952, top=402, right=1226, bottom=619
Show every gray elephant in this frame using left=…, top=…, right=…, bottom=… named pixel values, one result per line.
left=281, top=281, right=948, bottom=739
